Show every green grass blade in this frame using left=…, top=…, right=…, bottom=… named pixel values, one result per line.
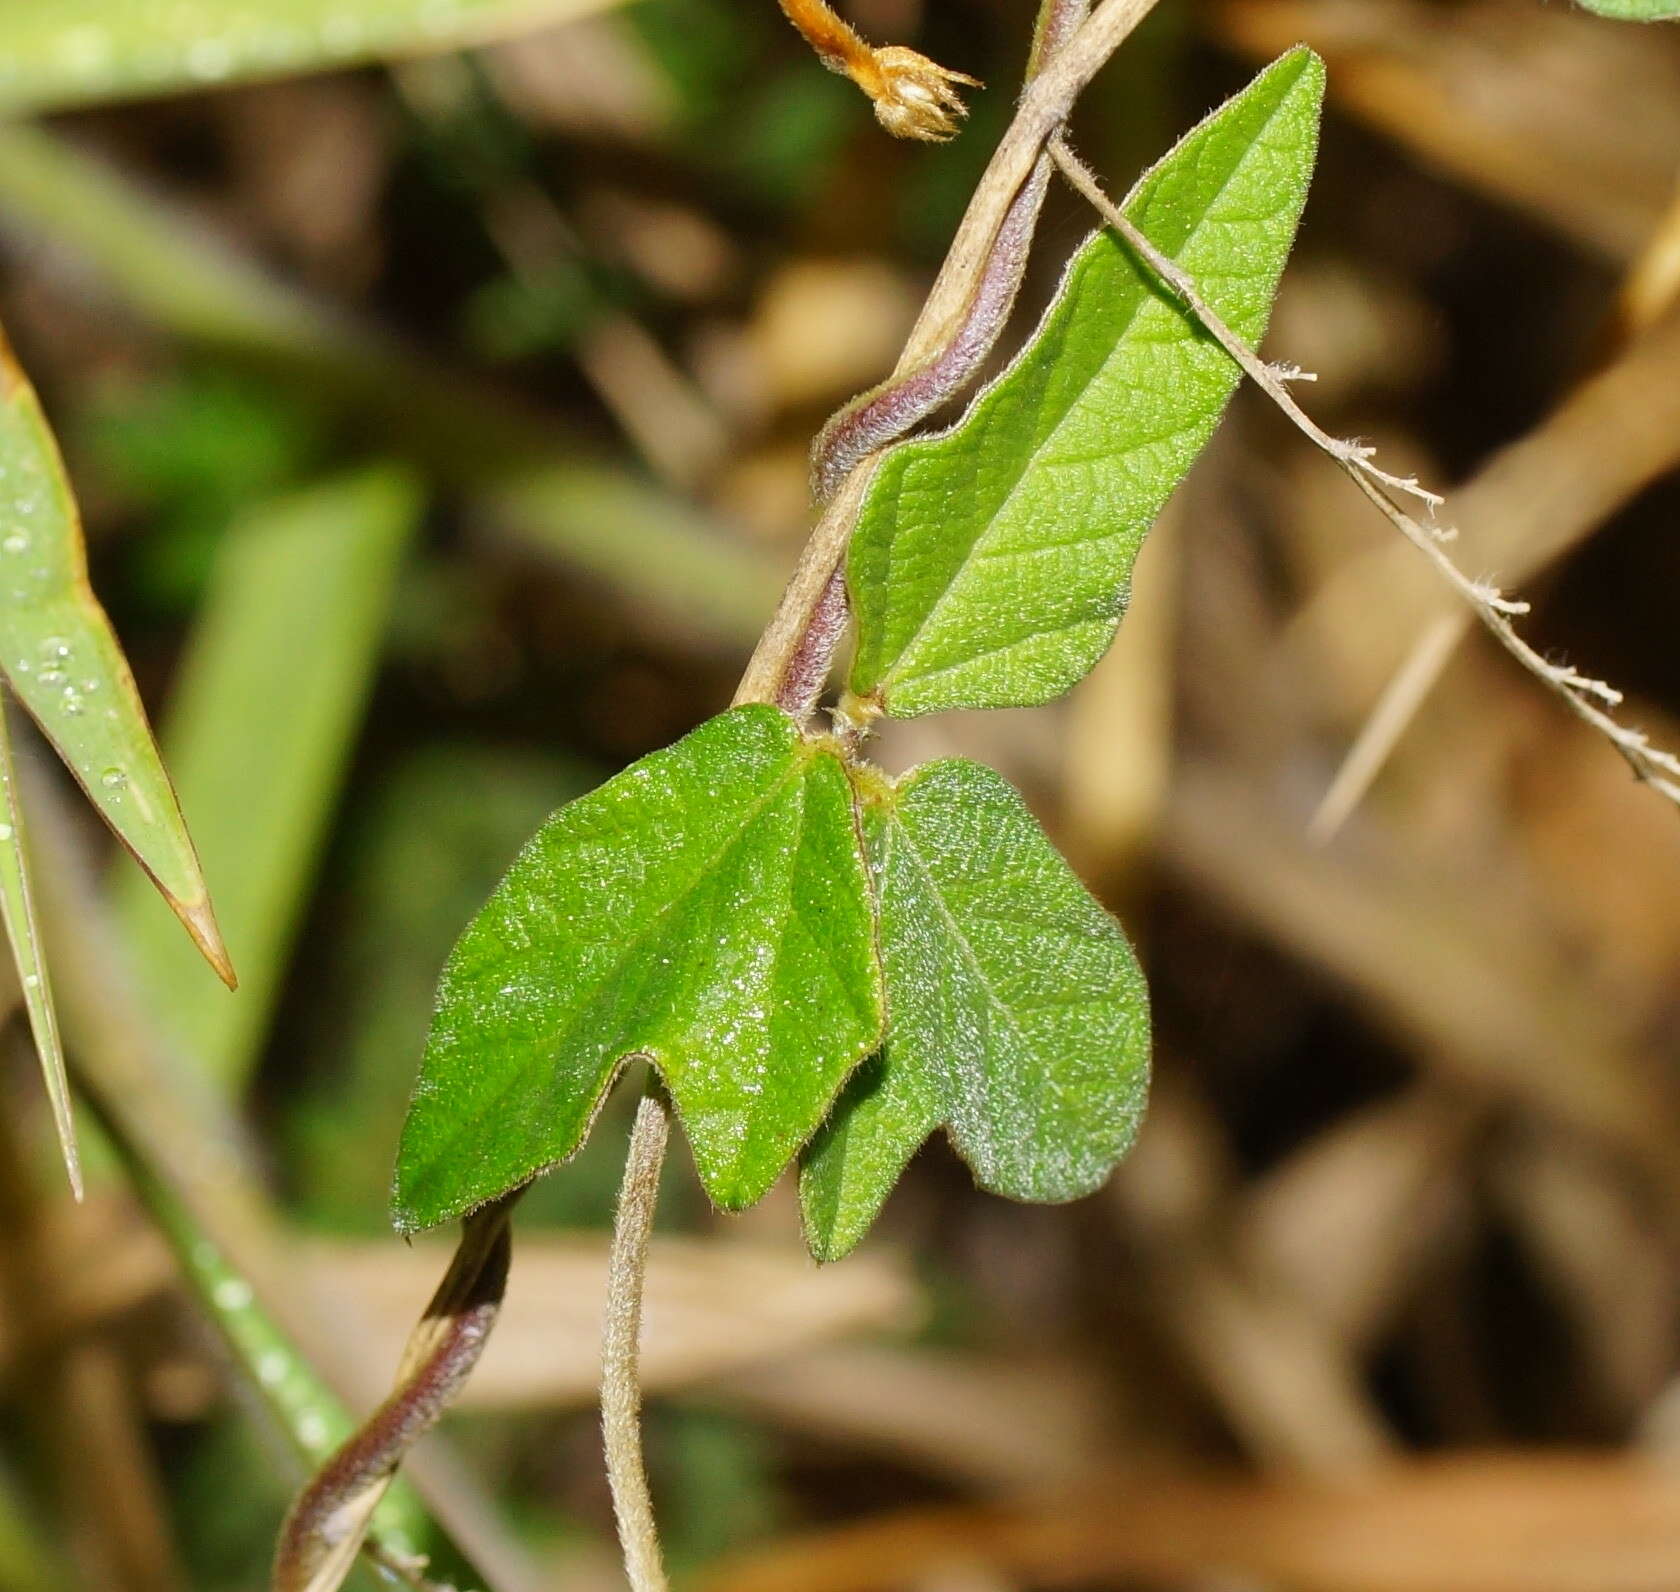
left=802, top=760, right=1149, bottom=1261
left=394, top=704, right=883, bottom=1230
left=0, top=125, right=777, bottom=650
left=847, top=48, right=1324, bottom=717
left=0, top=329, right=231, bottom=985
left=0, top=0, right=627, bottom=115
left=114, top=467, right=421, bottom=1092
left=0, top=704, right=79, bottom=1197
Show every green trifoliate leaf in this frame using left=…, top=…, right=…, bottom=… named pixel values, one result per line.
left=847, top=47, right=1323, bottom=717
left=801, top=759, right=1149, bottom=1261
left=393, top=704, right=883, bottom=1231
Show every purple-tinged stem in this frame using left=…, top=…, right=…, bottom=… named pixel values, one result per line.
left=273, top=1197, right=516, bottom=1592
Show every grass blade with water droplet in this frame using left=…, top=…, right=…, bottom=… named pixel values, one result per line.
left=0, top=327, right=231, bottom=986
left=0, top=0, right=630, bottom=116
left=0, top=702, right=80, bottom=1198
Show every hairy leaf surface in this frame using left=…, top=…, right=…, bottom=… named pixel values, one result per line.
left=0, top=0, right=624, bottom=115
left=848, top=48, right=1323, bottom=717
left=802, top=760, right=1149, bottom=1260
left=0, top=329, right=229, bottom=981
left=394, top=705, right=882, bottom=1230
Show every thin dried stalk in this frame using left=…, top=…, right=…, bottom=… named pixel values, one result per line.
left=1049, top=137, right=1680, bottom=818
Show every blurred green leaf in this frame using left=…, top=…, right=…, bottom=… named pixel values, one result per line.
left=114, top=467, right=421, bottom=1092
left=0, top=706, right=77, bottom=1194
left=0, top=0, right=629, bottom=115
left=84, top=367, right=325, bottom=612
left=0, top=328, right=230, bottom=981
left=802, top=760, right=1149, bottom=1261
left=0, top=1455, right=70, bottom=1592
left=394, top=704, right=882, bottom=1230
left=1574, top=0, right=1680, bottom=16
left=847, top=48, right=1323, bottom=717
left=0, top=126, right=780, bottom=650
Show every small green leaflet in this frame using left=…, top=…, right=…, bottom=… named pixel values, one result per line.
left=393, top=705, right=882, bottom=1231
left=0, top=331, right=230, bottom=985
left=801, top=760, right=1149, bottom=1261
left=1575, top=0, right=1679, bottom=17
left=847, top=47, right=1324, bottom=718
left=0, top=0, right=626, bottom=116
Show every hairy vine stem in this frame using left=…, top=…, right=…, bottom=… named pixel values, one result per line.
left=601, top=1086, right=674, bottom=1592
left=273, top=1195, right=516, bottom=1592
left=734, top=0, right=1164, bottom=715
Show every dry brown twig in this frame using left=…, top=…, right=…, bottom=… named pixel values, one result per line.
left=1047, top=137, right=1680, bottom=820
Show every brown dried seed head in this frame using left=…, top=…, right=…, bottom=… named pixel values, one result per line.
left=867, top=47, right=981, bottom=142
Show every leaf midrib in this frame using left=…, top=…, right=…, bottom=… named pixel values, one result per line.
left=889, top=797, right=1038, bottom=1166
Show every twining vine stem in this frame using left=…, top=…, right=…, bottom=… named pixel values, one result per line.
left=273, top=1196, right=515, bottom=1592
left=734, top=0, right=1164, bottom=714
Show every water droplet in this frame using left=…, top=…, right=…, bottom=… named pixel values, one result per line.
left=0, top=824, right=12, bottom=842
left=22, top=973, right=38, bottom=990
left=212, top=1277, right=253, bottom=1311
left=61, top=690, right=84, bottom=716
left=258, top=1351, right=289, bottom=1387
left=100, top=768, right=127, bottom=791
left=39, top=637, right=69, bottom=660
left=81, top=678, right=99, bottom=692
left=37, top=668, right=65, bottom=689
left=2, top=535, right=27, bottom=555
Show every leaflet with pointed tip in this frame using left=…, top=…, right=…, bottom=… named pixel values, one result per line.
left=847, top=48, right=1324, bottom=718
left=802, top=759, right=1149, bottom=1261
left=394, top=704, right=883, bottom=1230
left=0, top=329, right=230, bottom=985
